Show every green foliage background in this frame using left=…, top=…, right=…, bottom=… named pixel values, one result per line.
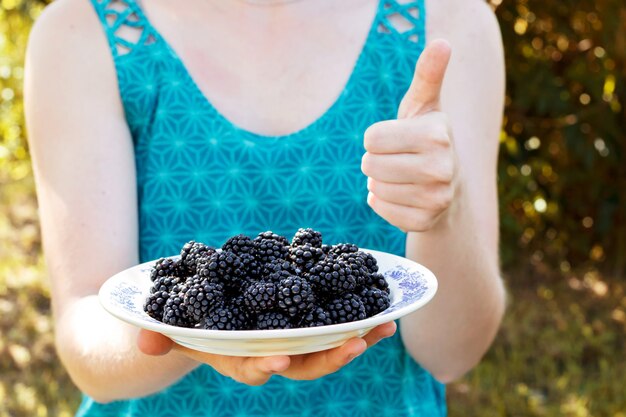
left=0, top=0, right=624, bottom=416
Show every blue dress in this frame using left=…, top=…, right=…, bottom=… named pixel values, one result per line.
left=79, top=0, right=446, bottom=415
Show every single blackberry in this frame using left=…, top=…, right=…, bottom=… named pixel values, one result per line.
left=197, top=251, right=243, bottom=287
left=363, top=272, right=390, bottom=295
left=357, top=251, right=379, bottom=274
left=330, top=243, right=359, bottom=256
left=180, top=241, right=216, bottom=275
left=327, top=293, right=367, bottom=324
left=256, top=311, right=292, bottom=330
left=288, top=244, right=324, bottom=272
left=253, top=231, right=289, bottom=264
left=308, top=256, right=357, bottom=296
left=144, top=290, right=170, bottom=321
left=277, top=276, right=316, bottom=317
left=222, top=234, right=256, bottom=256
left=182, top=275, right=225, bottom=322
left=145, top=275, right=186, bottom=319
left=298, top=306, right=332, bottom=328
left=261, top=259, right=301, bottom=284
left=243, top=281, right=277, bottom=313
left=162, top=292, right=194, bottom=327
left=336, top=252, right=369, bottom=286
left=202, top=307, right=239, bottom=330
left=227, top=295, right=253, bottom=330
left=150, top=275, right=184, bottom=294
left=239, top=252, right=261, bottom=280
left=291, top=228, right=323, bottom=248
left=359, top=287, right=390, bottom=317
left=150, top=258, right=182, bottom=282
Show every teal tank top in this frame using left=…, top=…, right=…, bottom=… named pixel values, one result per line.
left=79, top=0, right=446, bottom=415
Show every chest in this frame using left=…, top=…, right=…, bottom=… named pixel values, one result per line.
left=138, top=0, right=379, bottom=136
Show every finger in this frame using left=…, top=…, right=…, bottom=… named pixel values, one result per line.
left=172, top=343, right=290, bottom=385
left=364, top=113, right=451, bottom=155
left=361, top=153, right=418, bottom=184
left=368, top=178, right=453, bottom=210
left=137, top=329, right=174, bottom=356
left=398, top=39, right=452, bottom=118
left=362, top=151, right=455, bottom=185
left=281, top=338, right=367, bottom=380
left=367, top=192, right=441, bottom=232
left=238, top=356, right=291, bottom=386
left=362, top=322, right=397, bottom=348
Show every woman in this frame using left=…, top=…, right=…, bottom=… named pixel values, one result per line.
left=25, top=0, right=505, bottom=415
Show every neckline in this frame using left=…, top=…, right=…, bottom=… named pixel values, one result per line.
left=130, top=0, right=383, bottom=141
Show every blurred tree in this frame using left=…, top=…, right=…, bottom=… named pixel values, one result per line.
left=493, top=0, right=625, bottom=276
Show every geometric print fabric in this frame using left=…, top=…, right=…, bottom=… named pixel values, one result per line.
left=79, top=0, right=446, bottom=415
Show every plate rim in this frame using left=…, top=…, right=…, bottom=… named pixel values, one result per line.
left=99, top=248, right=438, bottom=340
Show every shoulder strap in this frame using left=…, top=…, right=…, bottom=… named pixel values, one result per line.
left=89, top=0, right=157, bottom=58
left=378, top=0, right=425, bottom=45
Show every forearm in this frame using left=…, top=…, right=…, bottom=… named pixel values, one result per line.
left=56, top=296, right=199, bottom=403
left=400, top=186, right=505, bottom=383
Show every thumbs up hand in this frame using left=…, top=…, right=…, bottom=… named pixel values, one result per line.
left=361, top=40, right=457, bottom=232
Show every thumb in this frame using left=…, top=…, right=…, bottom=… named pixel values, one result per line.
left=137, top=329, right=174, bottom=356
left=398, top=39, right=452, bottom=119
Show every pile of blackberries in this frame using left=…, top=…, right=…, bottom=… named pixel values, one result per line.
left=143, top=229, right=391, bottom=330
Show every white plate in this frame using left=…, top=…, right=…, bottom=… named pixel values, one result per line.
left=99, top=249, right=438, bottom=356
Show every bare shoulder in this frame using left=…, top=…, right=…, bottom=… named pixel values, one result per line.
left=29, top=0, right=106, bottom=58
left=426, top=0, right=501, bottom=43
left=424, top=0, right=504, bottom=110
left=26, top=0, right=121, bottom=119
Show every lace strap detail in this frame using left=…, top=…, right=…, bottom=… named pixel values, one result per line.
left=90, top=0, right=156, bottom=57
left=378, top=0, right=424, bottom=44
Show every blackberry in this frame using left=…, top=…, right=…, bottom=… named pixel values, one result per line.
left=330, top=243, right=359, bottom=256
left=150, top=275, right=184, bottom=294
left=144, top=275, right=184, bottom=319
left=357, top=251, right=379, bottom=274
left=144, top=291, right=169, bottom=320
left=321, top=244, right=333, bottom=255
left=203, top=307, right=239, bottom=330
left=253, top=231, right=289, bottom=264
left=308, top=256, right=357, bottom=296
left=277, top=276, right=316, bottom=317
left=222, top=234, right=255, bottom=256
left=182, top=275, right=225, bottom=322
left=197, top=251, right=243, bottom=287
left=336, top=252, right=369, bottom=286
left=239, top=252, right=261, bottom=280
left=162, top=292, right=194, bottom=327
left=327, top=293, right=367, bottom=324
left=261, top=259, right=301, bottom=283
left=243, top=281, right=277, bottom=313
left=288, top=244, right=324, bottom=272
left=291, top=228, right=323, bottom=248
left=298, top=306, right=332, bottom=328
left=256, top=311, right=292, bottom=330
left=180, top=241, right=215, bottom=275
left=150, top=258, right=182, bottom=282
left=363, top=272, right=390, bottom=295
left=227, top=295, right=253, bottom=330
left=359, top=287, right=390, bottom=317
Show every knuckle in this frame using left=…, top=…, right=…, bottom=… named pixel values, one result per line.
left=433, top=188, right=454, bottom=211
left=433, top=159, right=455, bottom=183
left=409, top=212, right=430, bottom=232
left=432, top=127, right=451, bottom=148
